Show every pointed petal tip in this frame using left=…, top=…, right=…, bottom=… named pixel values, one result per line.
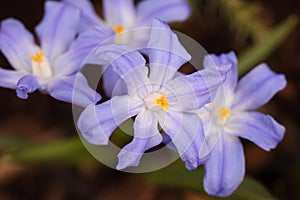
left=265, top=115, right=286, bottom=151
left=115, top=164, right=124, bottom=171
left=116, top=150, right=141, bottom=171
left=1, top=18, right=19, bottom=27
left=233, top=63, right=288, bottom=110
left=94, top=93, right=102, bottom=103
left=16, top=86, right=29, bottom=99
left=77, top=104, right=109, bottom=145
left=278, top=74, right=288, bottom=91
left=255, top=63, right=288, bottom=90
left=225, top=51, right=238, bottom=66
left=15, top=75, right=40, bottom=99
left=204, top=186, right=237, bottom=197
left=185, top=161, right=198, bottom=170
left=151, top=18, right=170, bottom=29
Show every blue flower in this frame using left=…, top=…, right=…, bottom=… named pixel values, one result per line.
left=63, top=0, right=191, bottom=47
left=0, top=1, right=101, bottom=107
left=62, top=0, right=192, bottom=97
left=77, top=19, right=230, bottom=170
left=197, top=52, right=287, bottom=197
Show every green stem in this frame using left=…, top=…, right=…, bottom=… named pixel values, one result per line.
left=238, top=15, right=299, bottom=75
left=3, top=137, right=96, bottom=165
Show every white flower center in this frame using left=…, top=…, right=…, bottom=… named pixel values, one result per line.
left=111, top=25, right=131, bottom=44
left=144, top=92, right=169, bottom=112
left=29, top=50, right=53, bottom=79
left=210, top=105, right=231, bottom=126
left=112, top=25, right=124, bottom=35
left=218, top=106, right=230, bottom=119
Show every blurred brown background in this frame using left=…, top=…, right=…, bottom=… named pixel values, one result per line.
left=0, top=0, right=299, bottom=199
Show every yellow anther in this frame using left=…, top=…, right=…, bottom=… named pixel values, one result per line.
left=29, top=50, right=45, bottom=63
left=218, top=106, right=230, bottom=119
left=112, top=25, right=124, bottom=35
left=154, top=93, right=169, bottom=112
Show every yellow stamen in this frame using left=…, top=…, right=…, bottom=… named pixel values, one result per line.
left=112, top=25, right=124, bottom=35
left=218, top=106, right=230, bottom=119
left=154, top=93, right=169, bottom=112
left=29, top=50, right=45, bottom=63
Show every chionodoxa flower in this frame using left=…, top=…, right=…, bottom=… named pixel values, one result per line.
left=0, top=1, right=100, bottom=107
left=197, top=52, right=286, bottom=197
left=63, top=0, right=191, bottom=47
left=62, top=0, right=191, bottom=97
left=77, top=19, right=230, bottom=170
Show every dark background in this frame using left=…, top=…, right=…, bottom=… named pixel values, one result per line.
left=0, top=0, right=299, bottom=199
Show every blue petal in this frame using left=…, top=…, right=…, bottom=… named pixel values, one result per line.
left=103, top=0, right=135, bottom=28
left=137, top=0, right=191, bottom=26
left=0, top=68, right=25, bottom=89
left=0, top=18, right=39, bottom=72
left=48, top=73, right=101, bottom=107
left=16, top=75, right=40, bottom=99
left=161, top=134, right=178, bottom=152
left=226, top=111, right=285, bottom=151
left=203, top=51, right=238, bottom=91
left=77, top=95, right=143, bottom=145
left=232, top=63, right=287, bottom=111
left=147, top=19, right=191, bottom=88
left=165, top=65, right=231, bottom=111
left=83, top=44, right=150, bottom=97
left=53, top=26, right=113, bottom=76
left=117, top=109, right=162, bottom=170
left=62, top=0, right=105, bottom=31
left=204, top=134, right=245, bottom=197
left=197, top=106, right=223, bottom=159
left=158, top=111, right=204, bottom=170
left=35, top=1, right=80, bottom=62
left=102, top=66, right=127, bottom=97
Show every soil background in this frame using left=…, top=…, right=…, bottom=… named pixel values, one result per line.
left=0, top=0, right=299, bottom=199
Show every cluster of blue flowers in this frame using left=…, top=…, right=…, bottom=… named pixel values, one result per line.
left=0, top=0, right=287, bottom=197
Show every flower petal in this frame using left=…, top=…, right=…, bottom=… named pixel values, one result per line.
left=117, top=109, right=162, bottom=170
left=48, top=73, right=101, bottom=107
left=102, top=66, right=127, bottom=97
left=62, top=0, right=105, bottom=31
left=0, top=18, right=39, bottom=72
left=84, top=44, right=150, bottom=97
left=165, top=65, right=230, bottom=111
left=203, top=51, right=238, bottom=91
left=147, top=19, right=191, bottom=87
left=16, top=74, right=41, bottom=99
left=35, top=1, right=80, bottom=61
left=232, top=63, right=287, bottom=111
left=197, top=105, right=223, bottom=158
left=77, top=95, right=143, bottom=145
left=103, top=0, right=135, bottom=28
left=53, top=26, right=113, bottom=76
left=158, top=111, right=204, bottom=170
left=136, top=0, right=191, bottom=26
left=204, top=134, right=245, bottom=197
left=0, top=68, right=26, bottom=89
left=226, top=111, right=285, bottom=151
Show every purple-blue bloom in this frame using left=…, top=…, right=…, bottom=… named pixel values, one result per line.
left=0, top=1, right=101, bottom=107
left=62, top=0, right=192, bottom=97
left=77, top=19, right=230, bottom=170
left=197, top=52, right=287, bottom=197
left=63, top=0, right=191, bottom=47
